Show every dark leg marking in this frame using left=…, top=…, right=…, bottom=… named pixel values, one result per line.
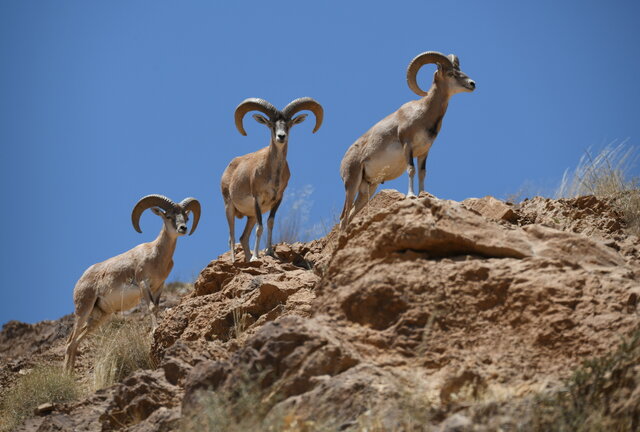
left=254, top=198, right=263, bottom=226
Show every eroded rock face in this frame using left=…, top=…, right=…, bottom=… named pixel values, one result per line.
left=4, top=190, right=639, bottom=431
left=0, top=317, right=74, bottom=361
left=151, top=250, right=320, bottom=375
left=100, top=370, right=180, bottom=430
left=182, top=316, right=359, bottom=413
left=311, top=192, right=634, bottom=382
left=174, top=190, right=639, bottom=430
left=29, top=370, right=180, bottom=432
left=463, top=196, right=519, bottom=223
left=515, top=194, right=625, bottom=238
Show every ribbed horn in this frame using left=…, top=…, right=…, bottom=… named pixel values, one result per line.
left=131, top=194, right=176, bottom=233
left=282, top=97, right=324, bottom=133
left=406, top=51, right=455, bottom=96
left=234, top=98, right=279, bottom=136
left=179, top=197, right=201, bottom=235
left=448, top=54, right=460, bottom=70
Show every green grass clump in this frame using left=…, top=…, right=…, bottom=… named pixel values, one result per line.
left=91, top=317, right=156, bottom=390
left=0, top=365, right=79, bottom=432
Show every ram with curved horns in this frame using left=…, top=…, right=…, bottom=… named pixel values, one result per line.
left=339, top=51, right=475, bottom=230
left=222, top=97, right=323, bottom=262
left=64, top=194, right=201, bottom=370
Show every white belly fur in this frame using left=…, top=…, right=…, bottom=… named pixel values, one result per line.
left=364, top=131, right=436, bottom=183
left=234, top=192, right=277, bottom=216
left=98, top=283, right=142, bottom=313
left=235, top=195, right=256, bottom=216
left=364, top=141, right=406, bottom=183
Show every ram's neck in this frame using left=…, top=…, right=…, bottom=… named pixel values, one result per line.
left=425, top=81, right=450, bottom=110
left=267, top=139, right=288, bottom=166
left=149, top=225, right=177, bottom=270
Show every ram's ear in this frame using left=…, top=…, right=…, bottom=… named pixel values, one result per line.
left=290, top=114, right=308, bottom=126
left=151, top=207, right=165, bottom=217
left=252, top=114, right=271, bottom=126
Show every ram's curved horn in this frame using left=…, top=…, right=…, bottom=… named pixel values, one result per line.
left=131, top=194, right=176, bottom=233
left=234, top=98, right=279, bottom=136
left=179, top=197, right=201, bottom=235
left=406, top=51, right=454, bottom=96
left=282, top=97, right=324, bottom=133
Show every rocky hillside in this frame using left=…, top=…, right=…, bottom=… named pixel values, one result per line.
left=1, top=191, right=639, bottom=431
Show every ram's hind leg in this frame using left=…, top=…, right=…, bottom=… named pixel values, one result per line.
left=64, top=309, right=90, bottom=371
left=225, top=203, right=237, bottom=262
left=340, top=164, right=364, bottom=231
left=64, top=305, right=109, bottom=370
left=350, top=181, right=378, bottom=220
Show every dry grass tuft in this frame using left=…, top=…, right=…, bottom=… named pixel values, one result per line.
left=164, top=280, right=193, bottom=295
left=277, top=211, right=303, bottom=244
left=557, top=140, right=640, bottom=234
left=91, top=317, right=156, bottom=390
left=526, top=325, right=640, bottom=431
left=557, top=140, right=636, bottom=197
left=183, top=370, right=438, bottom=431
left=0, top=365, right=79, bottom=432
left=181, top=371, right=273, bottom=432
left=231, top=302, right=250, bottom=340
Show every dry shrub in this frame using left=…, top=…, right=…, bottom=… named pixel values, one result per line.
left=91, top=317, right=156, bottom=390
left=0, top=365, right=79, bottom=432
left=164, top=280, right=194, bottom=295
left=181, top=371, right=274, bottom=432
left=181, top=368, right=335, bottom=432
left=527, top=326, right=640, bottom=432
left=557, top=140, right=640, bottom=234
left=183, top=371, right=436, bottom=432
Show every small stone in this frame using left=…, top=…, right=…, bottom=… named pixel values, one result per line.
left=439, top=413, right=472, bottom=432
left=463, top=196, right=518, bottom=223
left=34, top=402, right=55, bottom=416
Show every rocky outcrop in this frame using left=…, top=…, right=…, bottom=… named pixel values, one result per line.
left=3, top=190, right=638, bottom=431
left=168, top=191, right=639, bottom=430
left=515, top=194, right=625, bottom=238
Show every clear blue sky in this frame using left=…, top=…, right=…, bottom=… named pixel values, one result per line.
left=2, top=1, right=639, bottom=324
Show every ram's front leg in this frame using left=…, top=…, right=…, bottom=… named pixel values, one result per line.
left=151, top=284, right=163, bottom=322
left=266, top=198, right=282, bottom=256
left=403, top=142, right=416, bottom=198
left=138, top=279, right=158, bottom=330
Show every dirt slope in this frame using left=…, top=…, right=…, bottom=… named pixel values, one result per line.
left=2, top=191, right=638, bottom=431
